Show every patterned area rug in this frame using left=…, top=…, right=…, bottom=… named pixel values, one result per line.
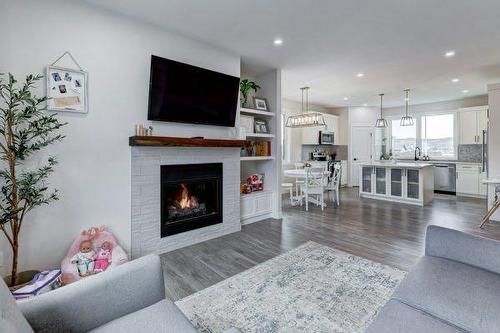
left=176, top=241, right=406, bottom=333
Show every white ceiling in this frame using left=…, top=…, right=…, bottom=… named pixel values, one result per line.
left=84, top=0, right=500, bottom=107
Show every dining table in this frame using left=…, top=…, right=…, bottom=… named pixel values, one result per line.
left=284, top=168, right=331, bottom=210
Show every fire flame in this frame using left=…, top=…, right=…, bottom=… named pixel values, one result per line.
left=178, top=184, right=199, bottom=209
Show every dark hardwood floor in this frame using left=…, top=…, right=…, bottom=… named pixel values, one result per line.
left=161, top=188, right=500, bottom=301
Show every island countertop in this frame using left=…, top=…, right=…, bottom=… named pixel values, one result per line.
left=360, top=161, right=434, bottom=169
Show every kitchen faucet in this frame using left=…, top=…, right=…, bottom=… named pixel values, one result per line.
left=414, top=147, right=421, bottom=161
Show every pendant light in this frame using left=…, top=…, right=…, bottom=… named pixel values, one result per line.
left=285, top=87, right=326, bottom=128
left=374, top=93, right=388, bottom=128
left=400, top=88, right=414, bottom=126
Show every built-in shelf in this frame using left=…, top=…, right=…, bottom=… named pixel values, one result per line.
left=240, top=107, right=275, bottom=117
left=246, top=133, right=275, bottom=139
left=240, top=189, right=273, bottom=198
left=241, top=156, right=275, bottom=161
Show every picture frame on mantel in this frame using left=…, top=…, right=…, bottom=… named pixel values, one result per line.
left=253, top=97, right=268, bottom=111
left=46, top=65, right=88, bottom=113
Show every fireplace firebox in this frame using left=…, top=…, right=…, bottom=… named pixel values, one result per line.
left=161, top=163, right=222, bottom=237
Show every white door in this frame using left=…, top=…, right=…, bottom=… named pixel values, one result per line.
left=459, top=110, right=478, bottom=144
left=351, top=126, right=373, bottom=186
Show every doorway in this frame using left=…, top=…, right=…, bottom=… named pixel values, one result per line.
left=351, top=126, right=374, bottom=186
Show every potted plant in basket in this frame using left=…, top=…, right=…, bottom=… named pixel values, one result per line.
left=239, top=79, right=260, bottom=108
left=0, top=73, right=66, bottom=289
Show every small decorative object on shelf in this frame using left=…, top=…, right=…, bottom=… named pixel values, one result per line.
left=253, top=97, right=268, bottom=111
left=240, top=182, right=252, bottom=194
left=254, top=141, right=271, bottom=156
left=240, top=115, right=254, bottom=134
left=135, top=124, right=153, bottom=136
left=254, top=118, right=269, bottom=133
left=240, top=79, right=260, bottom=108
left=246, top=173, right=265, bottom=192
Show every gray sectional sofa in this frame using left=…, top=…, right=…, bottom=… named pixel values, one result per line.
left=1, top=254, right=240, bottom=333
left=366, top=225, right=500, bottom=333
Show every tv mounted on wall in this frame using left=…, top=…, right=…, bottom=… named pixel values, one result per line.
left=148, top=55, right=240, bottom=127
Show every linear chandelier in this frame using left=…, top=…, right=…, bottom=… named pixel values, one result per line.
left=400, top=88, right=414, bottom=126
left=285, top=87, right=326, bottom=128
left=374, top=93, right=388, bottom=128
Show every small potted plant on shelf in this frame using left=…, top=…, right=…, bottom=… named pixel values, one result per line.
left=239, top=79, right=260, bottom=108
left=0, top=73, right=66, bottom=289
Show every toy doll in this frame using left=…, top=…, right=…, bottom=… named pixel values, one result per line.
left=94, top=241, right=113, bottom=272
left=70, top=240, right=95, bottom=277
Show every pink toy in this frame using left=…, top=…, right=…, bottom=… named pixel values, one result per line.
left=61, top=225, right=128, bottom=285
left=94, top=241, right=113, bottom=272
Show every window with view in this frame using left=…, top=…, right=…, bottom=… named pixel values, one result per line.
left=421, top=114, right=455, bottom=159
left=391, top=119, right=417, bottom=158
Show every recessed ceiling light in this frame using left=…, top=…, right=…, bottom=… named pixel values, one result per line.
left=343, top=97, right=349, bottom=101
left=357, top=73, right=365, bottom=78
left=444, top=50, right=456, bottom=58
left=451, top=78, right=460, bottom=83
left=363, top=103, right=368, bottom=107
left=462, top=89, right=469, bottom=93
left=273, top=38, right=283, bottom=46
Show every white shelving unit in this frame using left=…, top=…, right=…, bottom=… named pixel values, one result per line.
left=245, top=133, right=275, bottom=139
left=241, top=156, right=275, bottom=161
left=240, top=107, right=275, bottom=117
left=238, top=63, right=282, bottom=225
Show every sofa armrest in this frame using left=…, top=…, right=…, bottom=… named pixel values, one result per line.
left=425, top=225, right=500, bottom=275
left=18, top=254, right=165, bottom=333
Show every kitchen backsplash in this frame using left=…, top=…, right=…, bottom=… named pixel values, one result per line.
left=302, top=144, right=348, bottom=161
left=458, top=144, right=482, bottom=163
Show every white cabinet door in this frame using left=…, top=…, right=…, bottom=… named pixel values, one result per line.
left=460, top=110, right=478, bottom=144
left=302, top=127, right=320, bottom=144
left=324, top=114, right=339, bottom=141
left=477, top=109, right=488, bottom=136
left=457, top=171, right=479, bottom=195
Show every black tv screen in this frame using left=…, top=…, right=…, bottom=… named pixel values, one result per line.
left=148, top=55, right=239, bottom=127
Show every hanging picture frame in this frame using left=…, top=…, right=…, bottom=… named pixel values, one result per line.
left=46, top=51, right=88, bottom=113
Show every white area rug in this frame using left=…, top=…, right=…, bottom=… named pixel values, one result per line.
left=176, top=241, right=406, bottom=333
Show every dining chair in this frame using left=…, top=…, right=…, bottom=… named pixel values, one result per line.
left=328, top=163, right=341, bottom=205
left=282, top=182, right=299, bottom=206
left=301, top=167, right=327, bottom=211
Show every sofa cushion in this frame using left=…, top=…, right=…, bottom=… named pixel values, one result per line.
left=89, top=299, right=197, bottom=333
left=0, top=278, right=33, bottom=333
left=393, top=256, right=500, bottom=333
left=365, top=299, right=466, bottom=333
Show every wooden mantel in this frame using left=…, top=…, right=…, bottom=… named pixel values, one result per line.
left=129, top=136, right=248, bottom=148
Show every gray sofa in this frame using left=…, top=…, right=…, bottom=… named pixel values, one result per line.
left=366, top=225, right=500, bottom=333
left=1, top=254, right=240, bottom=333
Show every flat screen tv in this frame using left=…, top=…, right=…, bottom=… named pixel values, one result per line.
left=148, top=55, right=240, bottom=127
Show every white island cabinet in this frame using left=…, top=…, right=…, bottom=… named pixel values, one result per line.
left=359, top=162, right=434, bottom=206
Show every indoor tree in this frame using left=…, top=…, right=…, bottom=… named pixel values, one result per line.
left=0, top=73, right=66, bottom=286
left=239, top=79, right=260, bottom=107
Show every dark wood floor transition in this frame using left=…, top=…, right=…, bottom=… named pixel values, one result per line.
left=161, top=188, right=500, bottom=301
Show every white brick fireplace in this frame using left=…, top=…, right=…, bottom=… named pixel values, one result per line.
left=130, top=145, right=241, bottom=258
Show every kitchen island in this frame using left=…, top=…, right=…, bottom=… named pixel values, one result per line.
left=359, top=161, right=434, bottom=206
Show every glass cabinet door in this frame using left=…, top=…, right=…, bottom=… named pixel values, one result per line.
left=390, top=168, right=403, bottom=197
left=362, top=167, right=372, bottom=193
left=406, top=169, right=420, bottom=199
left=375, top=168, right=387, bottom=195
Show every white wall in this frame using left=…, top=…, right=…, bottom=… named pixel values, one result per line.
left=0, top=0, right=240, bottom=275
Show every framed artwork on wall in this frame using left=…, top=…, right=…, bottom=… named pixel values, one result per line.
left=46, top=65, right=88, bottom=113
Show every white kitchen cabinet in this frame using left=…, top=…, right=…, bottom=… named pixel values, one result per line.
left=301, top=113, right=339, bottom=145
left=459, top=106, right=488, bottom=144
left=456, top=164, right=487, bottom=198
left=241, top=190, right=273, bottom=224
